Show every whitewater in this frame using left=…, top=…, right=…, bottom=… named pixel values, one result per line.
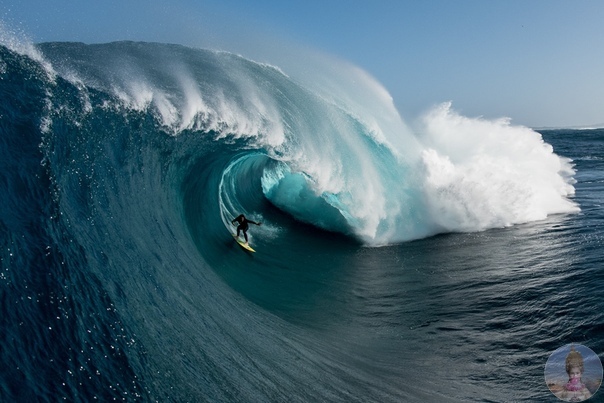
left=2, top=35, right=602, bottom=403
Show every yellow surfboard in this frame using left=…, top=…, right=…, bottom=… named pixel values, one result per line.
left=233, top=235, right=256, bottom=253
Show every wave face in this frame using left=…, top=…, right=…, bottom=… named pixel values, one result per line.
left=20, top=40, right=578, bottom=246
left=0, top=39, right=588, bottom=402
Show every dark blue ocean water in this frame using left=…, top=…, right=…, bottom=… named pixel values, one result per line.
left=1, top=41, right=603, bottom=402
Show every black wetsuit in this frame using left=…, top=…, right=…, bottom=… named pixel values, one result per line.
left=232, top=214, right=259, bottom=242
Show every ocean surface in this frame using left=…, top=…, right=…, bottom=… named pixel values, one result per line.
left=1, top=40, right=603, bottom=402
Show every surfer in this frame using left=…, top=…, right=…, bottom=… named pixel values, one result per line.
left=231, top=214, right=261, bottom=244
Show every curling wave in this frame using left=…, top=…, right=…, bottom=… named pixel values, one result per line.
left=0, top=35, right=587, bottom=402
left=25, top=40, right=577, bottom=247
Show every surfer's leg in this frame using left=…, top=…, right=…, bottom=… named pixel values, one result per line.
left=243, top=230, right=248, bottom=243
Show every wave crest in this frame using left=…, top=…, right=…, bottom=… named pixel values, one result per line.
left=30, top=41, right=579, bottom=245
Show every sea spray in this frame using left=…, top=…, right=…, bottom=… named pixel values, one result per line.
left=418, top=102, right=579, bottom=233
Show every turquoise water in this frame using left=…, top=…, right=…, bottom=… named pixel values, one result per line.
left=1, top=41, right=602, bottom=402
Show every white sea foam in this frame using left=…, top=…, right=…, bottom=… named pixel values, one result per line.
left=418, top=102, right=579, bottom=233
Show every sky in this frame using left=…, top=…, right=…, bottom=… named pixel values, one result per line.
left=2, top=0, right=603, bottom=128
